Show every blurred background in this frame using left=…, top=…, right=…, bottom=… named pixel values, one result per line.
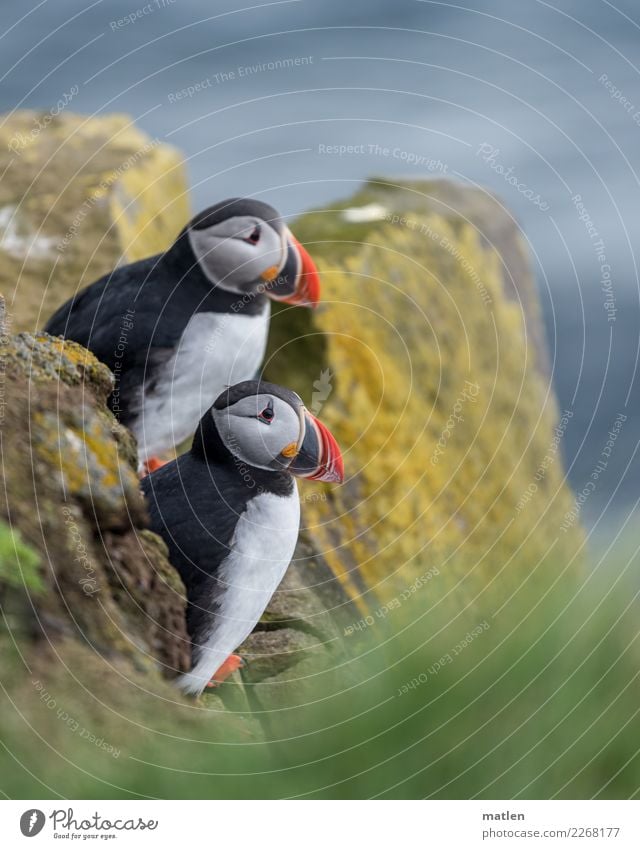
left=1, top=0, right=640, bottom=802
left=1, top=0, right=639, bottom=549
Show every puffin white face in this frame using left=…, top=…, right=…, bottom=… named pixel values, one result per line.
left=188, top=215, right=285, bottom=295
left=212, top=392, right=302, bottom=471
left=210, top=381, right=344, bottom=482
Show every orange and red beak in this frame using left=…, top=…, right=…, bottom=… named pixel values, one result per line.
left=266, top=229, right=321, bottom=308
left=288, top=409, right=344, bottom=483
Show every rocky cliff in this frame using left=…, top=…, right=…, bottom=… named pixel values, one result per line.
left=0, top=113, right=582, bottom=747
left=266, top=178, right=583, bottom=615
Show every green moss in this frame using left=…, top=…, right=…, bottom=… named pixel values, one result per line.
left=0, top=520, right=43, bottom=594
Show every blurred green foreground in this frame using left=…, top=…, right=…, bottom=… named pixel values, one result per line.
left=1, top=548, right=638, bottom=800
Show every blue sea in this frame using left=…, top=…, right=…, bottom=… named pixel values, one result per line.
left=1, top=0, right=639, bottom=543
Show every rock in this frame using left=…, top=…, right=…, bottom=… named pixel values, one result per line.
left=264, top=177, right=583, bottom=615
left=0, top=112, right=189, bottom=334
left=237, top=556, right=355, bottom=728
left=0, top=319, right=191, bottom=680
left=0, top=112, right=194, bottom=691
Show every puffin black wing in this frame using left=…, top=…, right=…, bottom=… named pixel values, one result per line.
left=44, top=255, right=179, bottom=372
left=44, top=252, right=216, bottom=428
left=142, top=453, right=250, bottom=642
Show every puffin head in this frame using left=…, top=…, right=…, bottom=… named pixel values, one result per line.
left=201, top=380, right=343, bottom=483
left=183, top=198, right=320, bottom=307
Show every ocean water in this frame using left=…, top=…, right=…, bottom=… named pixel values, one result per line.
left=1, top=0, right=639, bottom=539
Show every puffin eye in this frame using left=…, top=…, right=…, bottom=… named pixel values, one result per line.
left=245, top=224, right=261, bottom=245
left=257, top=401, right=274, bottom=424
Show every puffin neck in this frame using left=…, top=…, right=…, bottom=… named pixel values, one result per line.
left=163, top=231, right=268, bottom=315
left=190, top=411, right=233, bottom=463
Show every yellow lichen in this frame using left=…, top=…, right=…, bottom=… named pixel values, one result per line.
left=33, top=408, right=139, bottom=512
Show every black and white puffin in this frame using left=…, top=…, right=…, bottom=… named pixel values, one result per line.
left=44, top=199, right=320, bottom=471
left=142, top=380, right=344, bottom=696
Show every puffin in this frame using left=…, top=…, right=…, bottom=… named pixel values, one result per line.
left=44, top=198, right=320, bottom=471
left=142, top=379, right=344, bottom=696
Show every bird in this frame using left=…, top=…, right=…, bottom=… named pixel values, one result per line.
left=44, top=198, right=321, bottom=472
left=141, top=379, right=344, bottom=696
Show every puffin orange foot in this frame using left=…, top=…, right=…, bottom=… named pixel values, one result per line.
left=205, top=654, right=246, bottom=688
left=141, top=456, right=168, bottom=476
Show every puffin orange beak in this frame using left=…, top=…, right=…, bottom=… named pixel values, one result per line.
left=266, top=230, right=321, bottom=308
left=288, top=409, right=344, bottom=483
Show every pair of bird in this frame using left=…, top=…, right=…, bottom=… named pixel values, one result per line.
left=45, top=198, right=344, bottom=696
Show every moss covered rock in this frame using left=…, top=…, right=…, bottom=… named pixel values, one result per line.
left=0, top=111, right=189, bottom=334
left=0, top=320, right=191, bottom=678
left=264, top=178, right=583, bottom=615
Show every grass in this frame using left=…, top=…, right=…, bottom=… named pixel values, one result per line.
left=1, top=549, right=638, bottom=799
